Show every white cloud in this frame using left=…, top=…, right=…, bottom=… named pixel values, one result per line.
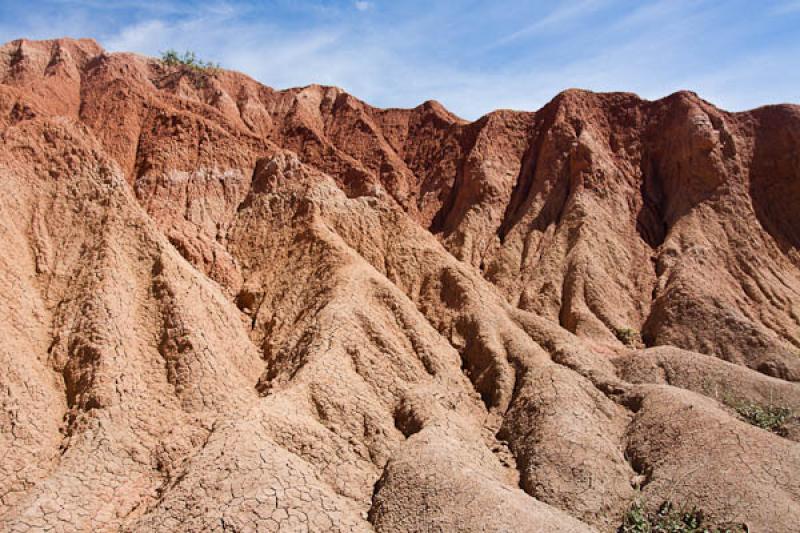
left=354, top=1, right=372, bottom=11
left=2, top=0, right=798, bottom=120
left=89, top=0, right=800, bottom=119
left=491, top=0, right=606, bottom=47
left=105, top=19, right=168, bottom=53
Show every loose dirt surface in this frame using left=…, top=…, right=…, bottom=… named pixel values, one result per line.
left=1, top=38, right=799, bottom=532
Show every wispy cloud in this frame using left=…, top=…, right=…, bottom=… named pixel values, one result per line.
left=105, top=19, right=168, bottom=52
left=492, top=0, right=606, bottom=47
left=1, top=0, right=799, bottom=119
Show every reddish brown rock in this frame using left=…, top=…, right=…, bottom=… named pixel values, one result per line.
left=1, top=38, right=799, bottom=532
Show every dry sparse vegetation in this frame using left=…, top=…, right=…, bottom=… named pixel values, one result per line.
left=616, top=327, right=642, bottom=347
left=160, top=49, right=220, bottom=72
left=620, top=500, right=745, bottom=533
left=733, top=401, right=793, bottom=435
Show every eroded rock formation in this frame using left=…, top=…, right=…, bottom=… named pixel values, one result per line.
left=1, top=38, right=799, bottom=532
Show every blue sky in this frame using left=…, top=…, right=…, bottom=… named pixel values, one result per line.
left=1, top=0, right=799, bottom=119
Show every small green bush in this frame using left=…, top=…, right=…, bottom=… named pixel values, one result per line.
left=734, top=402, right=792, bottom=434
left=160, top=49, right=220, bottom=72
left=615, top=327, right=642, bottom=347
left=704, top=386, right=794, bottom=437
left=620, top=500, right=745, bottom=533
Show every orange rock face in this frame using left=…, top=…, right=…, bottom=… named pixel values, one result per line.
left=1, top=38, right=799, bottom=532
